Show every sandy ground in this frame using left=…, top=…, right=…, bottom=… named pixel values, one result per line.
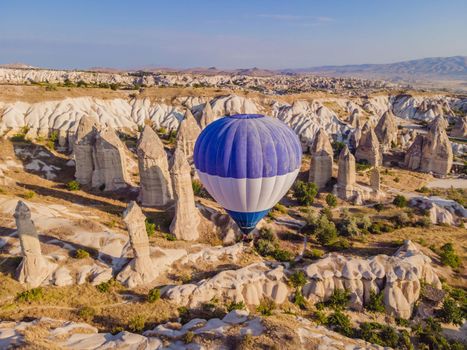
left=427, top=178, right=467, bottom=189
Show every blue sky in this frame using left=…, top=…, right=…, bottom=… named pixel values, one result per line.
left=1, top=0, right=466, bottom=69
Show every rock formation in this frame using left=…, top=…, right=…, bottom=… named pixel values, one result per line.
left=370, top=167, right=381, bottom=192
left=410, top=196, right=466, bottom=226
left=301, top=240, right=441, bottom=319
left=308, top=128, right=333, bottom=189
left=450, top=116, right=467, bottom=138
left=355, top=123, right=382, bottom=166
left=73, top=115, right=98, bottom=185
left=169, top=146, right=200, bottom=241
left=199, top=101, right=215, bottom=129
left=91, top=127, right=130, bottom=191
left=176, top=109, right=201, bottom=159
left=404, top=116, right=453, bottom=176
left=14, top=201, right=54, bottom=288
left=164, top=262, right=288, bottom=307
left=117, top=201, right=158, bottom=288
left=347, top=109, right=361, bottom=128
left=375, top=110, right=398, bottom=151
left=348, top=126, right=362, bottom=151
left=137, top=125, right=173, bottom=206
left=335, top=146, right=356, bottom=201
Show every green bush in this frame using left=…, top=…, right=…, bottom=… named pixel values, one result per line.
left=227, top=300, right=245, bottom=312
left=184, top=331, right=195, bottom=344
left=78, top=306, right=96, bottom=322
left=66, top=180, right=81, bottom=191
left=289, top=271, right=307, bottom=288
left=314, top=215, right=337, bottom=245
left=145, top=219, right=156, bottom=237
left=147, top=288, right=161, bottom=303
left=415, top=318, right=452, bottom=350
left=307, top=248, right=324, bottom=259
left=324, top=289, right=349, bottom=310
left=393, top=195, right=408, bottom=208
left=293, top=289, right=307, bottom=309
left=23, top=190, right=35, bottom=199
left=313, top=309, right=328, bottom=325
left=358, top=322, right=401, bottom=348
left=438, top=298, right=464, bottom=326
left=128, top=315, right=146, bottom=332
left=96, top=279, right=115, bottom=293
left=272, top=249, right=294, bottom=262
left=257, top=298, right=276, bottom=316
left=74, top=249, right=90, bottom=259
left=326, top=310, right=353, bottom=337
left=16, top=288, right=44, bottom=302
left=273, top=203, right=288, bottom=214
left=365, top=291, right=385, bottom=313
left=439, top=243, right=461, bottom=269
left=192, top=179, right=203, bottom=196
left=326, top=238, right=351, bottom=251
left=293, top=181, right=318, bottom=205
left=373, top=203, right=385, bottom=212
left=325, top=193, right=337, bottom=207
left=337, top=210, right=360, bottom=237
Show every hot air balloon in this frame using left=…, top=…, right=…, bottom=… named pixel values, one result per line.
left=193, top=114, right=302, bottom=234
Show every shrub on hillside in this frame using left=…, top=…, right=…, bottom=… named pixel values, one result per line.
left=393, top=195, right=408, bottom=208
left=325, top=193, right=337, bottom=207
left=439, top=243, right=461, bottom=269
left=293, top=181, right=318, bottom=205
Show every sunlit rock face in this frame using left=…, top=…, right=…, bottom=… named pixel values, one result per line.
left=404, top=116, right=453, bottom=176
left=136, top=125, right=173, bottom=206
left=14, top=201, right=55, bottom=288
left=355, top=123, right=382, bottom=167
left=375, top=110, right=398, bottom=151
left=91, top=127, right=130, bottom=191
left=169, top=146, right=200, bottom=241
left=301, top=240, right=441, bottom=319
left=308, top=128, right=333, bottom=189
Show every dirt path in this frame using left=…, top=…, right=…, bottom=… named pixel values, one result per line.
left=426, top=178, right=467, bottom=189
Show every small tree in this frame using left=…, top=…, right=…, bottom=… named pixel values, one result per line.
left=315, top=214, right=338, bottom=245
left=293, top=181, right=318, bottom=206
left=393, top=195, right=408, bottom=208
left=325, top=193, right=338, bottom=207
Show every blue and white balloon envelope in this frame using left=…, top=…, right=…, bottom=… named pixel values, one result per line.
left=193, top=114, right=302, bottom=234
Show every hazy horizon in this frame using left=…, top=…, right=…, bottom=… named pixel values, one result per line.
left=1, top=0, right=467, bottom=70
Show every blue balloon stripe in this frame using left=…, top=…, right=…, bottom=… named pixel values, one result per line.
left=226, top=209, right=270, bottom=233
left=194, top=114, right=301, bottom=179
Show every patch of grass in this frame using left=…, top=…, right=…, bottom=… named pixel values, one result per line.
left=66, top=180, right=80, bottom=191
left=365, top=291, right=385, bottom=313
left=184, top=331, right=195, bottom=343
left=227, top=300, right=245, bottom=312
left=439, top=243, right=461, bottom=269
left=356, top=161, right=372, bottom=172
left=145, top=218, right=156, bottom=237
left=324, top=288, right=349, bottom=310
left=16, top=288, right=44, bottom=303
left=147, top=288, right=161, bottom=303
left=22, top=190, right=35, bottom=199
left=192, top=179, right=203, bottom=196
left=77, top=306, right=96, bottom=322
left=306, top=248, right=324, bottom=259
left=293, top=289, right=308, bottom=309
left=273, top=202, right=288, bottom=214
left=96, top=279, right=118, bottom=293
left=257, top=298, right=276, bottom=316
left=128, top=315, right=146, bottom=333
left=163, top=233, right=176, bottom=241
left=74, top=249, right=90, bottom=259
left=326, top=310, right=353, bottom=337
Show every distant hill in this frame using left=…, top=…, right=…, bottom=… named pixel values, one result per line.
left=283, top=56, right=467, bottom=81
